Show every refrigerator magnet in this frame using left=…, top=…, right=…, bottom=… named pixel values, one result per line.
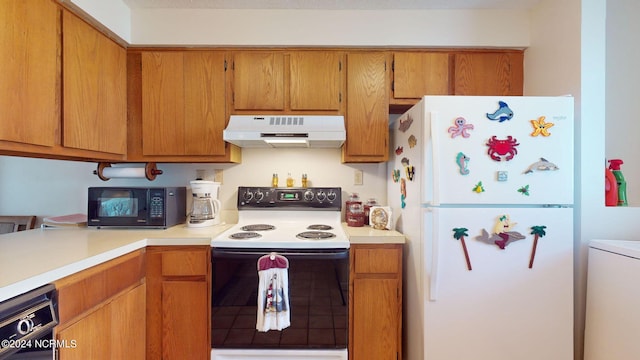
left=408, top=135, right=417, bottom=148
left=392, top=169, right=400, bottom=183
left=395, top=146, right=403, bottom=155
left=405, top=165, right=415, bottom=181
left=528, top=225, right=547, bottom=268
left=518, top=185, right=530, bottom=196
left=452, top=228, right=473, bottom=271
left=530, top=116, right=554, bottom=137
left=398, top=114, right=414, bottom=132
left=456, top=152, right=470, bottom=175
left=447, top=117, right=474, bottom=138
left=476, top=214, right=526, bottom=250
left=486, top=136, right=520, bottom=161
left=472, top=181, right=485, bottom=193
left=486, top=101, right=514, bottom=122
left=524, top=158, right=559, bottom=174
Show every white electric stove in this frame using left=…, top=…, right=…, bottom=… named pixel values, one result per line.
left=211, top=187, right=349, bottom=250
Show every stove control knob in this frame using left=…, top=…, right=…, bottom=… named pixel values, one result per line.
left=316, top=191, right=326, bottom=202
left=243, top=191, right=254, bottom=202
left=303, top=190, right=314, bottom=201
left=17, top=317, right=34, bottom=335
left=327, top=190, right=337, bottom=202
left=255, top=190, right=264, bottom=202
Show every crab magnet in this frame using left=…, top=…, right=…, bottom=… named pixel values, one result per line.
left=447, top=117, right=474, bottom=138
left=456, top=152, right=470, bottom=175
left=530, top=116, right=554, bottom=137
left=486, top=136, right=519, bottom=161
left=486, top=101, right=514, bottom=122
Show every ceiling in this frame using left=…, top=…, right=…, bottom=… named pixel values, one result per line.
left=121, top=0, right=542, bottom=10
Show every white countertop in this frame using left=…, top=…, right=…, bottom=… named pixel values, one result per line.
left=0, top=223, right=404, bottom=302
left=589, top=239, right=640, bottom=259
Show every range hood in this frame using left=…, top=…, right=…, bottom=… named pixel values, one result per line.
left=223, top=115, right=346, bottom=148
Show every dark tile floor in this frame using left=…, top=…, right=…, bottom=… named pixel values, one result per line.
left=212, top=260, right=348, bottom=349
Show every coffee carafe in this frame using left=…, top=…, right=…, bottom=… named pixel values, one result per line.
left=188, top=180, right=221, bottom=227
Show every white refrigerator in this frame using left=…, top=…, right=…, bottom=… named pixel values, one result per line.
left=388, top=96, right=574, bottom=360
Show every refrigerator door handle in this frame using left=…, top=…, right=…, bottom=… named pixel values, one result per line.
left=429, top=207, right=440, bottom=301
left=430, top=111, right=441, bottom=206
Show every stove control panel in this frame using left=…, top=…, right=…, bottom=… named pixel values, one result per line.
left=237, top=187, right=341, bottom=210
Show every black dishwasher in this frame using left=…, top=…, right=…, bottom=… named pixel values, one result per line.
left=0, top=284, right=58, bottom=360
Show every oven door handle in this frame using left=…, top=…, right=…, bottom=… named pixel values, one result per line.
left=211, top=248, right=349, bottom=260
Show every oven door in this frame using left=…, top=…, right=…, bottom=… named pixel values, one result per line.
left=211, top=248, right=349, bottom=355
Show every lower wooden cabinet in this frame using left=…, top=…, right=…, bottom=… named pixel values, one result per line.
left=54, top=250, right=146, bottom=360
left=146, top=246, right=211, bottom=360
left=349, top=244, right=403, bottom=360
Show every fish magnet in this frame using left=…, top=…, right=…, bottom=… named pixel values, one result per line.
left=398, top=115, right=413, bottom=132
left=406, top=165, right=415, bottom=181
left=408, top=135, right=417, bottom=148
left=524, top=158, right=559, bottom=174
left=486, top=101, right=514, bottom=122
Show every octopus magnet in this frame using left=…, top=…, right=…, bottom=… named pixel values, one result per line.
left=486, top=101, right=514, bottom=122
left=447, top=117, right=474, bottom=138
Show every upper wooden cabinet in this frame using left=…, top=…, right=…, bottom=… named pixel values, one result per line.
left=229, top=50, right=344, bottom=114
left=343, top=52, right=389, bottom=163
left=453, top=51, right=524, bottom=95
left=0, top=0, right=59, bottom=148
left=63, top=10, right=127, bottom=155
left=391, top=51, right=450, bottom=104
left=127, top=50, right=240, bottom=162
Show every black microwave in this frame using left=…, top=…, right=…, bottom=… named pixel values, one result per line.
left=88, top=187, right=186, bottom=229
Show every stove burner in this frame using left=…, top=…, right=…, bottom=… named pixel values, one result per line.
left=296, top=231, right=336, bottom=240
left=241, top=224, right=275, bottom=231
left=229, top=232, right=262, bottom=239
left=307, top=224, right=333, bottom=231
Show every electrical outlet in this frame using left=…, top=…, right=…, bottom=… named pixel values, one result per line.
left=214, top=169, right=223, bottom=184
left=354, top=169, right=363, bottom=185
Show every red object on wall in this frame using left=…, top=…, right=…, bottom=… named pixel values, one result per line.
left=605, top=168, right=618, bottom=206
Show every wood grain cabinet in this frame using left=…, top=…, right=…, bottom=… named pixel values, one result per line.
left=229, top=50, right=344, bottom=113
left=54, top=250, right=146, bottom=360
left=343, top=52, right=390, bottom=163
left=62, top=9, right=127, bottom=157
left=0, top=0, right=59, bottom=150
left=127, top=50, right=240, bottom=162
left=391, top=51, right=450, bottom=104
left=453, top=51, right=524, bottom=95
left=146, top=246, right=211, bottom=360
left=349, top=244, right=403, bottom=360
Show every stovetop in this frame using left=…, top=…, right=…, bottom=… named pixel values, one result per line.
left=211, top=187, right=349, bottom=249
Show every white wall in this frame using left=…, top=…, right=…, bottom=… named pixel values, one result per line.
left=605, top=0, right=640, bottom=206
left=130, top=8, right=530, bottom=47
left=69, top=0, right=131, bottom=42
left=0, top=149, right=385, bottom=221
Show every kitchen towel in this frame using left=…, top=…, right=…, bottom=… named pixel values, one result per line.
left=256, top=253, right=290, bottom=332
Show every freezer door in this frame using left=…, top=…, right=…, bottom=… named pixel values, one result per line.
left=423, top=95, right=574, bottom=205
left=423, top=206, right=573, bottom=360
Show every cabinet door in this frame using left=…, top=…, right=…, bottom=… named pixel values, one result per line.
left=343, top=52, right=389, bottom=163
left=289, top=51, right=342, bottom=111
left=454, top=52, right=524, bottom=95
left=392, top=52, right=450, bottom=100
left=232, top=51, right=285, bottom=111
left=162, top=281, right=209, bottom=360
left=111, top=283, right=146, bottom=360
left=57, top=303, right=110, bottom=360
left=63, top=10, right=126, bottom=154
left=352, top=278, right=400, bottom=360
left=184, top=51, right=227, bottom=156
left=0, top=0, right=59, bottom=147
left=141, top=52, right=185, bottom=155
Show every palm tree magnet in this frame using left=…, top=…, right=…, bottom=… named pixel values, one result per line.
left=453, top=227, right=472, bottom=271
left=529, top=225, right=547, bottom=269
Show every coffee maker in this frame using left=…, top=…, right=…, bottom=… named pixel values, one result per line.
left=188, top=180, right=222, bottom=227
